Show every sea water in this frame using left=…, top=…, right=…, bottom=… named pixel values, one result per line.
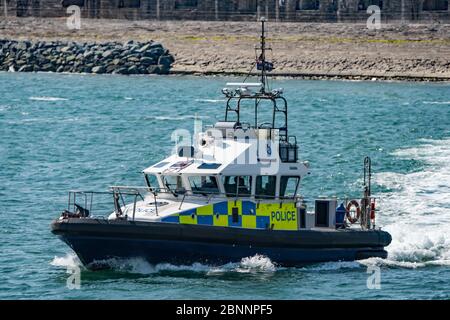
left=0, top=72, right=449, bottom=299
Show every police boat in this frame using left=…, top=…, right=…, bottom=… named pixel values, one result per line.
left=51, top=19, right=391, bottom=269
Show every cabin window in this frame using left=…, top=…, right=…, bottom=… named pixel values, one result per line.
left=236, top=0, right=257, bottom=11
left=296, top=0, right=320, bottom=10
left=144, top=174, right=158, bottom=189
left=118, top=0, right=141, bottom=9
left=255, top=176, right=276, bottom=199
left=279, top=176, right=300, bottom=198
left=161, top=175, right=184, bottom=194
left=423, top=0, right=448, bottom=10
left=188, top=176, right=219, bottom=194
left=175, top=0, right=198, bottom=9
left=222, top=176, right=252, bottom=197
left=358, top=0, right=384, bottom=10
left=61, top=0, right=85, bottom=7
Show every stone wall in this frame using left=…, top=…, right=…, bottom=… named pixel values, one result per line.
left=0, top=39, right=175, bottom=74
left=0, top=0, right=449, bottom=21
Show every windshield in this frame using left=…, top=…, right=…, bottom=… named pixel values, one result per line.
left=161, top=175, right=184, bottom=194
left=188, top=176, right=219, bottom=195
left=144, top=174, right=158, bottom=189
left=280, top=176, right=300, bottom=198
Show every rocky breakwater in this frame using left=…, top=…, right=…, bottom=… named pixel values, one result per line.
left=0, top=40, right=175, bottom=75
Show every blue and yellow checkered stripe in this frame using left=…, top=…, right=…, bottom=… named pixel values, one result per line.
left=161, top=200, right=298, bottom=231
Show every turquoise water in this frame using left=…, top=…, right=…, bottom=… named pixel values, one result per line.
left=0, top=72, right=449, bottom=299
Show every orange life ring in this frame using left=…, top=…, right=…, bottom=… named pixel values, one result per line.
left=346, top=200, right=360, bottom=224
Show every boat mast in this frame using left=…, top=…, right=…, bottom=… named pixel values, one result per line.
left=259, top=17, right=268, bottom=93
left=257, top=17, right=274, bottom=94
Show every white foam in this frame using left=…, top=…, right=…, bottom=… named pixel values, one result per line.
left=422, top=101, right=450, bottom=105
left=358, top=257, right=426, bottom=269
left=29, top=96, right=69, bottom=101
left=89, top=254, right=277, bottom=275
left=303, top=261, right=362, bottom=271
left=195, top=99, right=225, bottom=103
left=153, top=115, right=210, bottom=121
left=0, top=105, right=11, bottom=112
left=50, top=252, right=82, bottom=269
left=374, top=138, right=450, bottom=268
left=237, top=254, right=277, bottom=272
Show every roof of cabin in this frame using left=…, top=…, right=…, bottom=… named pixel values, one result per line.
left=143, top=139, right=252, bottom=175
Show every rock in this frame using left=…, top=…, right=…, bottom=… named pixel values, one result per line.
left=1, top=39, right=174, bottom=76
left=138, top=66, right=148, bottom=74
left=102, top=50, right=114, bottom=59
left=127, top=65, right=138, bottom=74
left=15, top=42, right=29, bottom=51
left=60, top=46, right=72, bottom=53
left=146, top=65, right=160, bottom=74
left=149, top=42, right=164, bottom=50
left=92, top=66, right=106, bottom=74
left=126, top=56, right=140, bottom=63
left=81, top=66, right=92, bottom=73
left=158, top=64, right=170, bottom=75
left=106, top=65, right=116, bottom=73
left=144, top=47, right=164, bottom=58
left=158, top=54, right=175, bottom=67
left=112, top=58, right=122, bottom=65
left=113, top=67, right=129, bottom=75
left=83, top=50, right=94, bottom=59
left=41, top=63, right=56, bottom=72
left=140, top=57, right=154, bottom=66
left=18, top=65, right=33, bottom=72
left=137, top=43, right=153, bottom=53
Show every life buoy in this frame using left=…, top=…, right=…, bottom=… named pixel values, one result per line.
left=346, top=200, right=360, bottom=224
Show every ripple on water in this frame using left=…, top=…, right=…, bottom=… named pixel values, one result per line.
left=0, top=73, right=449, bottom=299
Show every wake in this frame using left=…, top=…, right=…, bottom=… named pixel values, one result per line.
left=372, top=138, right=450, bottom=268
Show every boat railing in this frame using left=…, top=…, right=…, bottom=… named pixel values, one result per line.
left=66, top=187, right=376, bottom=229
left=342, top=197, right=378, bottom=230
left=110, top=185, right=308, bottom=201
left=66, top=189, right=144, bottom=220
left=65, top=185, right=306, bottom=220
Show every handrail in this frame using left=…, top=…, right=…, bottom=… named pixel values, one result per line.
left=110, top=185, right=305, bottom=201
left=69, top=186, right=377, bottom=206
left=65, top=187, right=376, bottom=230
left=67, top=186, right=305, bottom=211
left=67, top=186, right=313, bottom=218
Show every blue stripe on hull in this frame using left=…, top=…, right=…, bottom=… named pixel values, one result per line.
left=59, top=235, right=386, bottom=268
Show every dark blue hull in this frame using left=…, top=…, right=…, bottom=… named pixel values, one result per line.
left=58, top=235, right=387, bottom=268
left=51, top=218, right=391, bottom=269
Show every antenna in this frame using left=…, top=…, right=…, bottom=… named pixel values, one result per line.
left=260, top=17, right=267, bottom=93
left=364, top=156, right=371, bottom=196
left=257, top=17, right=274, bottom=94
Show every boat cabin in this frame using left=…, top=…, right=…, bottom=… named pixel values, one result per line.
left=142, top=82, right=309, bottom=201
